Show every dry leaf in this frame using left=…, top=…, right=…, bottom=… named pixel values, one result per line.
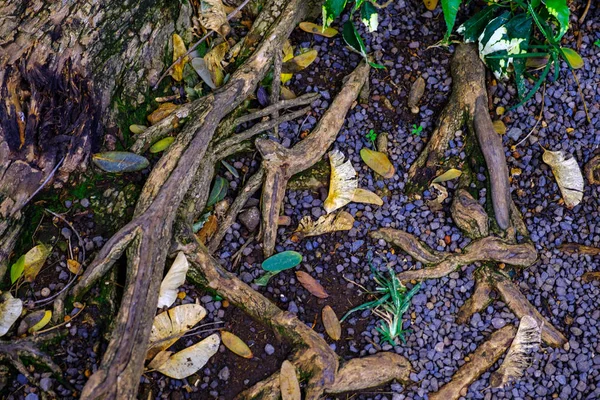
left=156, top=333, right=220, bottom=379
left=0, top=293, right=22, bottom=337
left=192, top=58, right=216, bottom=89
left=23, top=244, right=52, bottom=282
left=493, top=120, right=507, bottom=135
left=28, top=310, right=52, bottom=333
left=157, top=252, right=190, bottom=309
left=280, top=86, right=297, bottom=100
left=294, top=211, right=354, bottom=240
left=295, top=271, right=329, bottom=299
left=427, top=183, right=448, bottom=211
left=281, top=49, right=318, bottom=74
left=147, top=103, right=178, bottom=125
left=221, top=330, right=253, bottom=359
left=299, top=22, right=338, bottom=37
left=352, top=188, right=383, bottom=206
left=148, top=303, right=207, bottom=360
left=197, top=214, right=218, bottom=244
left=422, top=0, right=438, bottom=10
left=542, top=148, right=584, bottom=208
left=432, top=168, right=462, bottom=183
left=204, top=42, right=228, bottom=87
left=199, top=0, right=230, bottom=37
left=171, top=34, right=189, bottom=82
left=281, top=41, right=295, bottom=83
left=148, top=350, right=173, bottom=370
left=280, top=360, right=301, bottom=400
left=360, top=148, right=395, bottom=178
left=408, top=77, right=425, bottom=114
left=322, top=305, right=341, bottom=340
left=324, top=150, right=358, bottom=214
left=490, top=315, right=541, bottom=388
left=67, top=259, right=82, bottom=275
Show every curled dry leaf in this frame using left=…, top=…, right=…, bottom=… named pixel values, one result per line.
left=67, top=259, right=82, bottom=275
left=147, top=102, right=178, bottom=125
left=360, top=148, right=395, bottom=178
left=147, top=303, right=207, bottom=360
left=280, top=360, right=301, bottom=400
left=490, top=315, right=541, bottom=388
left=324, top=150, right=358, bottom=214
left=584, top=155, right=600, bottom=185
left=22, top=244, right=52, bottom=283
left=299, top=22, right=338, bottom=37
left=432, top=168, right=462, bottom=183
left=157, top=252, right=189, bottom=309
left=199, top=0, right=230, bottom=37
left=156, top=333, right=220, bottom=379
left=196, top=214, right=218, bottom=244
left=352, top=188, right=383, bottom=206
left=0, top=293, right=22, bottom=337
left=18, top=310, right=51, bottom=335
left=322, top=305, right=341, bottom=340
left=220, top=330, right=253, bottom=359
left=170, top=34, right=189, bottom=82
left=542, top=148, right=584, bottom=208
left=427, top=183, right=448, bottom=211
left=295, top=271, right=329, bottom=299
left=408, top=76, right=425, bottom=114
left=293, top=211, right=355, bottom=240
left=281, top=49, right=318, bottom=74
left=205, top=42, right=228, bottom=88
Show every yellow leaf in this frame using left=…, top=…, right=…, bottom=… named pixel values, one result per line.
left=493, top=120, right=507, bottom=135
left=280, top=360, right=301, bottom=400
left=199, top=0, right=231, bottom=37
left=324, top=150, right=357, bottom=214
left=422, top=0, right=438, bottom=10
left=281, top=41, right=295, bottom=84
left=496, top=106, right=505, bottom=116
left=150, top=137, right=175, bottom=153
left=129, top=124, right=148, bottom=134
left=280, top=86, right=297, bottom=100
left=352, top=188, right=383, bottom=206
left=511, top=168, right=522, bottom=176
left=170, top=34, right=189, bottom=82
left=360, top=148, right=395, bottom=178
left=67, top=259, right=82, bottom=275
left=221, top=330, right=253, bottom=359
left=298, top=22, right=338, bottom=38
left=148, top=350, right=173, bottom=370
left=561, top=48, right=584, bottom=69
left=23, top=244, right=52, bottom=283
left=281, top=49, right=318, bottom=74
left=204, top=42, right=228, bottom=87
left=147, top=103, right=178, bottom=125
left=156, top=334, right=220, bottom=379
left=28, top=310, right=51, bottom=333
left=432, top=168, right=462, bottom=183
left=542, top=148, right=584, bottom=208
left=322, top=305, right=341, bottom=340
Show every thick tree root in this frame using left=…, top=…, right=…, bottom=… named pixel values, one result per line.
left=185, top=243, right=412, bottom=399
left=428, top=325, right=517, bottom=400
left=456, top=276, right=493, bottom=324
left=257, top=60, right=370, bottom=257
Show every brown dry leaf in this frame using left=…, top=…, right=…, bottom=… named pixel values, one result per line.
left=197, top=214, right=218, bottom=244
left=170, top=34, right=189, bottom=82
left=147, top=103, right=178, bottom=125
left=281, top=49, right=318, bottom=74
left=67, top=259, right=82, bottom=275
left=279, top=360, right=301, bottom=400
left=542, top=148, right=584, bottom=208
left=408, top=76, right=425, bottom=114
left=280, top=86, right=297, bottom=100
left=294, top=211, right=355, bottom=239
left=493, top=120, right=507, bottom=135
left=322, top=305, right=341, bottom=340
left=423, top=0, right=438, bottom=11
left=199, top=0, right=230, bottom=37
left=221, top=330, right=253, bottom=359
left=324, top=150, right=357, bottom=213
left=204, top=42, right=228, bottom=87
left=295, top=271, right=329, bottom=299
left=148, top=350, right=173, bottom=370
left=360, top=148, right=395, bottom=178
left=299, top=22, right=338, bottom=38
left=352, top=188, right=383, bottom=206
left=426, top=183, right=448, bottom=211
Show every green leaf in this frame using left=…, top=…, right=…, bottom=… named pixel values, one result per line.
left=322, top=0, right=348, bottom=28
left=342, top=21, right=367, bottom=57
left=92, top=152, right=150, bottom=173
left=368, top=61, right=385, bottom=69
left=505, top=14, right=532, bottom=98
left=560, top=47, right=584, bottom=69
left=440, top=0, right=462, bottom=42
left=149, top=137, right=175, bottom=153
left=254, top=271, right=279, bottom=286
left=262, top=251, right=303, bottom=272
left=543, top=0, right=569, bottom=41
left=457, top=6, right=497, bottom=43
left=353, top=0, right=366, bottom=11
left=360, top=1, right=378, bottom=32
left=509, top=58, right=553, bottom=111
left=221, top=160, right=239, bottom=178
left=207, top=176, right=228, bottom=207
left=10, top=255, right=25, bottom=284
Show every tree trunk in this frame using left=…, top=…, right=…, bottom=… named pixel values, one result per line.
left=0, top=0, right=190, bottom=274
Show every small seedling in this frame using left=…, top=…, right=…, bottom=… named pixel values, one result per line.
left=365, top=129, right=378, bottom=145
left=411, top=124, right=423, bottom=136
left=595, top=39, right=600, bottom=48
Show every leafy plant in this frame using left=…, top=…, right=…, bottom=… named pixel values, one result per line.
left=594, top=39, right=600, bottom=48
left=341, top=255, right=420, bottom=345
left=411, top=124, right=423, bottom=136
left=365, top=128, right=378, bottom=145
left=441, top=0, right=582, bottom=109
left=322, top=0, right=384, bottom=68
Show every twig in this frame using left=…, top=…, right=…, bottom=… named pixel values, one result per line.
left=571, top=69, right=591, bottom=124
left=152, top=0, right=252, bottom=90
left=33, top=305, right=86, bottom=335
left=44, top=209, right=86, bottom=263
left=579, top=0, right=591, bottom=24
left=19, top=157, right=65, bottom=214
left=270, top=50, right=283, bottom=136
left=514, top=83, right=545, bottom=148
left=234, top=92, right=320, bottom=125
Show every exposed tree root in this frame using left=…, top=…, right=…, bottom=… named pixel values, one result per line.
left=582, top=272, right=600, bottom=282
left=185, top=243, right=412, bottom=399
left=428, top=325, right=517, bottom=400
left=456, top=276, right=493, bottom=324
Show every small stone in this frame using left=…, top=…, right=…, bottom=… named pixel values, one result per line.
left=507, top=127, right=523, bottom=141
left=25, top=394, right=39, bottom=400
left=80, top=198, right=90, bottom=208
left=218, top=366, right=230, bottom=381
left=264, top=344, right=275, bottom=355
left=41, top=288, right=51, bottom=297
left=39, top=377, right=53, bottom=391
left=491, top=317, right=506, bottom=329
left=238, top=207, right=260, bottom=231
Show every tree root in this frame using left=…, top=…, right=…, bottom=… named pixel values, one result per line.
left=428, top=325, right=517, bottom=400
left=456, top=276, right=493, bottom=324
left=257, top=60, right=370, bottom=257
left=185, top=242, right=412, bottom=399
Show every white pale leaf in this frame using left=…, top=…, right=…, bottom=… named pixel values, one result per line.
left=147, top=303, right=207, bottom=359
left=295, top=211, right=355, bottom=238
left=157, top=252, right=189, bottom=309
left=157, top=333, right=220, bottom=379
left=324, top=150, right=358, bottom=214
left=542, top=148, right=584, bottom=208
left=0, top=293, right=23, bottom=337
left=192, top=58, right=216, bottom=89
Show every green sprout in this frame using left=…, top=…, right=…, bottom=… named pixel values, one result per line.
left=411, top=124, right=423, bottom=136
left=595, top=39, right=600, bottom=48
left=365, top=129, right=378, bottom=146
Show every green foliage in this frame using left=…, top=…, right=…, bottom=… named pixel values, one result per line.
left=365, top=129, right=378, bottom=145
left=595, top=39, right=600, bottom=48
left=411, top=124, right=423, bottom=136
left=443, top=0, right=581, bottom=109
left=206, top=176, right=228, bottom=207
